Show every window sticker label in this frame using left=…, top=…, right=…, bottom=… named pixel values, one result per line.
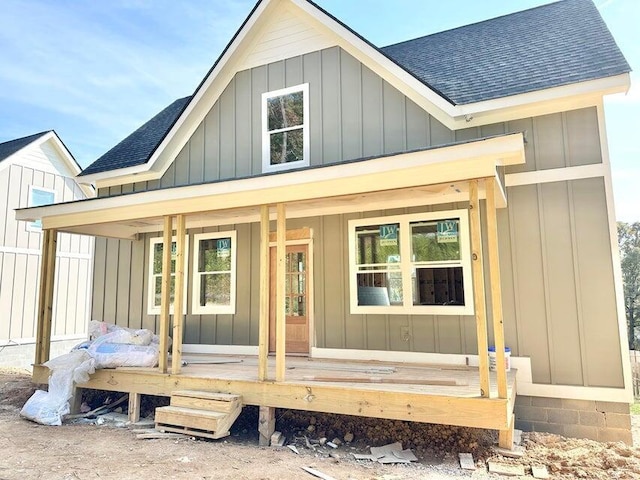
left=436, top=220, right=458, bottom=243
left=216, top=238, right=231, bottom=258
left=379, top=224, right=398, bottom=246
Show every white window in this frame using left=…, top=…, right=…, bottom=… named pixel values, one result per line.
left=348, top=210, right=474, bottom=316
left=192, top=231, right=237, bottom=315
left=147, top=236, right=189, bottom=315
left=262, top=83, right=309, bottom=173
left=27, top=186, right=56, bottom=231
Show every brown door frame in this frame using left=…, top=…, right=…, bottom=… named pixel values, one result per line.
left=268, top=228, right=313, bottom=355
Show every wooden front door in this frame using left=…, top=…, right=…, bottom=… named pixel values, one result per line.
left=269, top=244, right=310, bottom=354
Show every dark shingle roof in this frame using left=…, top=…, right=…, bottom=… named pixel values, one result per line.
left=0, top=131, right=50, bottom=163
left=381, top=0, right=630, bottom=105
left=84, top=0, right=630, bottom=176
left=80, top=96, right=191, bottom=176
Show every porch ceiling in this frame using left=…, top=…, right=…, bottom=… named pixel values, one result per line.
left=16, top=133, right=525, bottom=240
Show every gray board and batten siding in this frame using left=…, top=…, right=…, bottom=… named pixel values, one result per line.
left=0, top=163, right=93, bottom=344
left=91, top=46, right=620, bottom=388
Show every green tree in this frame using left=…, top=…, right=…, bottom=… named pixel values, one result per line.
left=618, top=222, right=640, bottom=350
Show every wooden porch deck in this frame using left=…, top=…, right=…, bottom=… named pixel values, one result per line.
left=34, top=355, right=517, bottom=432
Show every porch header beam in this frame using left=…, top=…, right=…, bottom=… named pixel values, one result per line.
left=19, top=134, right=525, bottom=234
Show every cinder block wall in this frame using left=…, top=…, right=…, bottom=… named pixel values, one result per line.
left=0, top=339, right=82, bottom=372
left=515, top=395, right=632, bottom=444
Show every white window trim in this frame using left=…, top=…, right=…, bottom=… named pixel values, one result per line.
left=192, top=231, right=237, bottom=315
left=261, top=83, right=310, bottom=173
left=348, top=209, right=474, bottom=316
left=147, top=236, right=189, bottom=315
left=26, top=185, right=56, bottom=232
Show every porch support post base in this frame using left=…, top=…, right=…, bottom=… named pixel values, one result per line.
left=258, top=406, right=276, bottom=446
left=498, top=414, right=515, bottom=449
left=128, top=392, right=142, bottom=423
left=70, top=387, right=84, bottom=414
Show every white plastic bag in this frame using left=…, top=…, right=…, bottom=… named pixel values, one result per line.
left=20, top=350, right=95, bottom=426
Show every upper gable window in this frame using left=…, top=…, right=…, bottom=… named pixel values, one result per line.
left=27, top=186, right=56, bottom=232
left=262, top=83, right=309, bottom=173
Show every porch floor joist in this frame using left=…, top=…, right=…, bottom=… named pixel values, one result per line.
left=33, top=356, right=516, bottom=431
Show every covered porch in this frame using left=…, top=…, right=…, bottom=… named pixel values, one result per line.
left=19, top=133, right=525, bottom=448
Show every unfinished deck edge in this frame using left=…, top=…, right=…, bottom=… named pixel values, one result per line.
left=33, top=365, right=514, bottom=430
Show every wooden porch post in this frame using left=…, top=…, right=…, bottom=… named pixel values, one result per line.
left=35, top=228, right=57, bottom=365
left=258, top=205, right=270, bottom=381
left=171, top=214, right=186, bottom=374
left=275, top=203, right=286, bottom=382
left=469, top=180, right=490, bottom=398
left=485, top=179, right=508, bottom=399
left=159, top=215, right=173, bottom=373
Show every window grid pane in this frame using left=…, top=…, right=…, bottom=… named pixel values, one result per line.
left=267, top=91, right=304, bottom=131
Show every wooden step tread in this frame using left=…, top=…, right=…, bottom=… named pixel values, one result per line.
left=171, top=390, right=241, bottom=402
left=156, top=406, right=230, bottom=419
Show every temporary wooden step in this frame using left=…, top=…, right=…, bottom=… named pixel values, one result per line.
left=155, top=391, right=242, bottom=440
left=170, top=390, right=241, bottom=413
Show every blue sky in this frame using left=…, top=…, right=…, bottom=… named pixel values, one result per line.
left=0, top=0, right=637, bottom=220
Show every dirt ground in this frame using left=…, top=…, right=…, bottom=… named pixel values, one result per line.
left=2, top=369, right=640, bottom=480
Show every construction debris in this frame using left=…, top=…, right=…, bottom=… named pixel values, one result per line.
left=300, top=466, right=338, bottom=480
left=487, top=461, right=526, bottom=476
left=136, top=431, right=188, bottom=440
left=458, top=453, right=476, bottom=470
left=287, top=445, right=300, bottom=454
left=353, top=442, right=418, bottom=465
left=270, top=431, right=285, bottom=447
left=531, top=465, right=550, bottom=479
left=494, top=445, right=525, bottom=458
left=514, top=429, right=523, bottom=446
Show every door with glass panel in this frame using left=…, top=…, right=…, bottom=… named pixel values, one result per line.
left=269, top=244, right=309, bottom=354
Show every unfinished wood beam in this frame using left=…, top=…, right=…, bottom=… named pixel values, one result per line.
left=159, top=215, right=173, bottom=374
left=258, top=205, right=270, bottom=381
left=171, top=214, right=186, bottom=375
left=35, top=228, right=57, bottom=365
left=485, top=179, right=508, bottom=399
left=275, top=203, right=286, bottom=382
left=469, top=180, right=491, bottom=398
left=258, top=406, right=276, bottom=446
left=128, top=392, right=142, bottom=424
left=499, top=414, right=515, bottom=449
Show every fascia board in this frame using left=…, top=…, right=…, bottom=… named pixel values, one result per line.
left=455, top=73, right=631, bottom=127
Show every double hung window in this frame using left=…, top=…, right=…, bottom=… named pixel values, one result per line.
left=262, top=83, right=309, bottom=173
left=349, top=210, right=473, bottom=315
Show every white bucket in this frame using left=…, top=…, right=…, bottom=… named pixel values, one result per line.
left=488, top=346, right=511, bottom=372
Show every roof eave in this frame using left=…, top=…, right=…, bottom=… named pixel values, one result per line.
left=452, top=73, right=631, bottom=128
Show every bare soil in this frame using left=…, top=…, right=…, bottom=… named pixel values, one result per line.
left=2, top=368, right=640, bottom=480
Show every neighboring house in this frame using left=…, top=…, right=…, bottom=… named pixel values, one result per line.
left=0, top=131, right=94, bottom=369
left=18, top=0, right=633, bottom=443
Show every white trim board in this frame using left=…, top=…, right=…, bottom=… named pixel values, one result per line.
left=505, top=163, right=607, bottom=188
left=182, top=344, right=259, bottom=356
left=311, top=347, right=632, bottom=403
